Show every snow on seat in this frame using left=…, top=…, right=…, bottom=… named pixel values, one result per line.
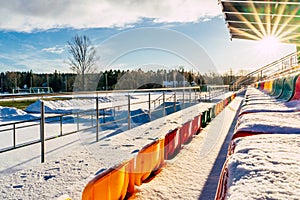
left=239, top=98, right=300, bottom=116
left=239, top=84, right=300, bottom=116
left=232, top=111, right=300, bottom=141
left=243, top=87, right=274, bottom=102
left=215, top=134, right=300, bottom=200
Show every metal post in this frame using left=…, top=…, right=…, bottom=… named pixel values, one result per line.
left=174, top=91, right=176, bottom=113
left=163, top=92, right=166, bottom=116
left=189, top=89, right=191, bottom=104
left=13, top=124, right=16, bottom=148
left=96, top=97, right=99, bottom=142
left=148, top=93, right=151, bottom=121
left=91, top=111, right=93, bottom=127
left=77, top=113, right=79, bottom=131
left=105, top=73, right=108, bottom=91
left=183, top=89, right=185, bottom=107
left=40, top=100, right=45, bottom=163
left=128, top=95, right=131, bottom=130
left=60, top=116, right=63, bottom=136
left=101, top=109, right=104, bottom=123
left=65, top=75, right=68, bottom=92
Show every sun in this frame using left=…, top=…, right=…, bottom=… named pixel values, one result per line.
left=261, top=36, right=280, bottom=48
left=256, top=35, right=281, bottom=55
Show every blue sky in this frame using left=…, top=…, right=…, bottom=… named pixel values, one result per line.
left=0, top=0, right=296, bottom=74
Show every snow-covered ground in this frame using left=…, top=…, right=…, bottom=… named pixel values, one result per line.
left=0, top=91, right=231, bottom=199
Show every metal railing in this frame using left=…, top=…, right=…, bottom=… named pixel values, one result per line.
left=1, top=86, right=215, bottom=163
left=233, top=51, right=300, bottom=89
left=199, top=85, right=229, bottom=101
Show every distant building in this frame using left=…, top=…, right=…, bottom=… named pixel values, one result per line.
left=163, top=81, right=193, bottom=87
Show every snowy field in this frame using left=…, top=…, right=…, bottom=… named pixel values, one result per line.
left=0, top=91, right=230, bottom=199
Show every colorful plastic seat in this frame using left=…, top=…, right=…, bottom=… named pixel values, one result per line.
left=164, top=129, right=180, bottom=160
left=82, top=162, right=130, bottom=200
left=272, top=78, right=284, bottom=98
left=277, top=75, right=299, bottom=101
left=290, top=74, right=300, bottom=101
left=129, top=139, right=164, bottom=186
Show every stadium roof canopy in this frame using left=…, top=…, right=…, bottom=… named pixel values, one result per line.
left=219, top=0, right=300, bottom=44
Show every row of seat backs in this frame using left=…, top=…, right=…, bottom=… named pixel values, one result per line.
left=82, top=139, right=165, bottom=200
left=82, top=93, right=237, bottom=200
left=82, top=114, right=201, bottom=200
left=256, top=74, right=300, bottom=101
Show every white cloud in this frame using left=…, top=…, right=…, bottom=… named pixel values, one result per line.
left=42, top=46, right=65, bottom=54
left=0, top=0, right=222, bottom=32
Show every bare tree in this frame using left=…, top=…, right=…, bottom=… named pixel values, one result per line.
left=67, top=35, right=96, bottom=90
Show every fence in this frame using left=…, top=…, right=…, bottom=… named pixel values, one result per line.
left=0, top=86, right=227, bottom=163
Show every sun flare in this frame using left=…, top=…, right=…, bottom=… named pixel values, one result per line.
left=256, top=35, right=281, bottom=55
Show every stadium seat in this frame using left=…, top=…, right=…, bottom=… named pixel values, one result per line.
left=82, top=162, right=130, bottom=200
left=277, top=75, right=299, bottom=101
left=191, top=115, right=201, bottom=135
left=129, top=139, right=164, bottom=186
left=290, top=74, right=300, bottom=101
left=179, top=121, right=192, bottom=145
left=164, top=128, right=180, bottom=160
left=272, top=77, right=284, bottom=98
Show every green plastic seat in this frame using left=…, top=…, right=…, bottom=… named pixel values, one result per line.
left=277, top=75, right=299, bottom=101
left=271, top=78, right=284, bottom=98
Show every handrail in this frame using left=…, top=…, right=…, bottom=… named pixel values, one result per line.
left=0, top=86, right=200, bottom=100
left=0, top=89, right=199, bottom=157
left=233, top=51, right=300, bottom=89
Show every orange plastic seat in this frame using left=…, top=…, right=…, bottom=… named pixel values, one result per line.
left=129, top=139, right=164, bottom=186
left=82, top=162, right=130, bottom=200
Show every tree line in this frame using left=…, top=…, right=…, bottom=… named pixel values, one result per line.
left=0, top=68, right=241, bottom=93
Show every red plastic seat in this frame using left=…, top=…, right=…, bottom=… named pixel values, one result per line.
left=179, top=121, right=192, bottom=145
left=164, top=128, right=180, bottom=160
left=215, top=160, right=229, bottom=200
left=191, top=115, right=201, bottom=135
left=290, top=75, right=300, bottom=100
